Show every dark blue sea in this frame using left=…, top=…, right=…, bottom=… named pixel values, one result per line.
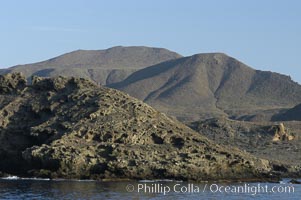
left=0, top=177, right=300, bottom=199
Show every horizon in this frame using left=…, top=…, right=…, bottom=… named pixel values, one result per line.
left=1, top=0, right=301, bottom=83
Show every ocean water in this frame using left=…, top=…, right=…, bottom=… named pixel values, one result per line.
left=0, top=177, right=300, bottom=200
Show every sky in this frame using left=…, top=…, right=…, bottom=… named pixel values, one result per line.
left=1, top=0, right=301, bottom=83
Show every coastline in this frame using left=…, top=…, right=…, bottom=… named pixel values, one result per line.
left=1, top=173, right=295, bottom=184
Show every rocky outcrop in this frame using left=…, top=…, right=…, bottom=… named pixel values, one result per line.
left=0, top=73, right=26, bottom=94
left=0, top=73, right=274, bottom=181
left=272, top=123, right=295, bottom=142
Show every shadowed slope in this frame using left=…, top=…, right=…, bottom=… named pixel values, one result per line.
left=272, top=104, right=301, bottom=121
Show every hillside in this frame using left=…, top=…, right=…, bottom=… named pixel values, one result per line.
left=189, top=118, right=301, bottom=171
left=2, top=46, right=182, bottom=85
left=0, top=73, right=275, bottom=181
left=110, top=53, right=301, bottom=121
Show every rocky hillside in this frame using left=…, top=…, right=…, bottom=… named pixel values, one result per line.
left=110, top=53, right=301, bottom=121
left=189, top=118, right=301, bottom=175
left=2, top=46, right=182, bottom=85
left=0, top=73, right=275, bottom=181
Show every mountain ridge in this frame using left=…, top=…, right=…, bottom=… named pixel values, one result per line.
left=2, top=46, right=301, bottom=122
left=2, top=46, right=182, bottom=85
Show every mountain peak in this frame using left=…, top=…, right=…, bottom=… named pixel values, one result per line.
left=111, top=53, right=301, bottom=121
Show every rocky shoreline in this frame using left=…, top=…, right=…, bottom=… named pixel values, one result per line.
left=0, top=172, right=288, bottom=183
left=1, top=173, right=301, bottom=185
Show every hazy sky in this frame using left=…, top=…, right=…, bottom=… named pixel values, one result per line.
left=1, top=0, right=301, bottom=83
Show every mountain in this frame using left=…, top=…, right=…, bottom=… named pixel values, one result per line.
left=3, top=48, right=300, bottom=122
left=0, top=73, right=274, bottom=181
left=2, top=46, right=182, bottom=85
left=110, top=53, right=301, bottom=122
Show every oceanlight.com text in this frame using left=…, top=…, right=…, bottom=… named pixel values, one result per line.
left=125, top=183, right=295, bottom=196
